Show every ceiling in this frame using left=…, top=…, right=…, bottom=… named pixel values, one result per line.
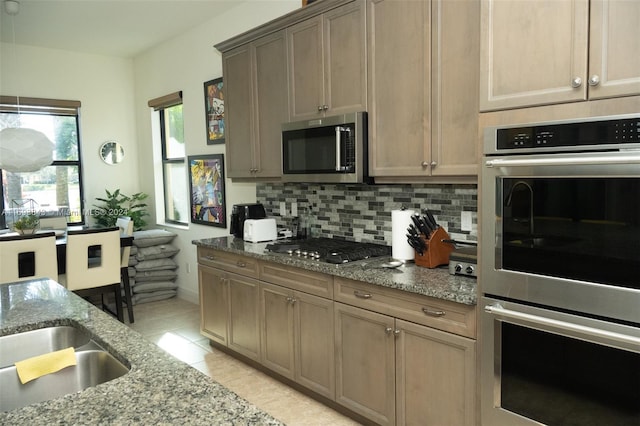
left=0, top=0, right=246, bottom=58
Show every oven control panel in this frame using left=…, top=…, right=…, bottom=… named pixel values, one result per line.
left=496, top=117, right=640, bottom=151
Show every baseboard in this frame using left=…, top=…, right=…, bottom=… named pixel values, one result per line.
left=177, top=287, right=199, bottom=305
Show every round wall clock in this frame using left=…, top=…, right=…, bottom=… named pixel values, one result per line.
left=99, top=141, right=125, bottom=165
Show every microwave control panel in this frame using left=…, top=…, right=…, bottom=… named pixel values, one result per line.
left=496, top=117, right=640, bottom=151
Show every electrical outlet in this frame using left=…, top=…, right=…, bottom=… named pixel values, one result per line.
left=186, top=262, right=191, bottom=274
left=280, top=201, right=287, bottom=217
left=461, top=211, right=472, bottom=232
left=291, top=202, right=298, bottom=217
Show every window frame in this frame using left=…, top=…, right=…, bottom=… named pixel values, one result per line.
left=0, top=96, right=85, bottom=229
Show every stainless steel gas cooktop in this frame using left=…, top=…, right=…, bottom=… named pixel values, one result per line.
left=265, top=238, right=391, bottom=264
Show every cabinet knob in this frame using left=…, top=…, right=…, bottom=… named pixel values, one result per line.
left=571, top=77, right=582, bottom=88
left=317, top=105, right=324, bottom=112
left=430, top=161, right=437, bottom=167
left=393, top=329, right=401, bottom=336
left=385, top=327, right=394, bottom=334
left=588, top=75, right=600, bottom=86
left=236, top=261, right=246, bottom=268
left=286, top=296, right=296, bottom=304
left=323, top=105, right=329, bottom=111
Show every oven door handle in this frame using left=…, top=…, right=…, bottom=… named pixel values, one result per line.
left=485, top=303, right=640, bottom=349
left=485, top=154, right=640, bottom=168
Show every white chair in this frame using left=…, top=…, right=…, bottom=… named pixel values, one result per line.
left=58, top=227, right=123, bottom=322
left=0, top=232, right=58, bottom=284
left=115, top=216, right=134, bottom=323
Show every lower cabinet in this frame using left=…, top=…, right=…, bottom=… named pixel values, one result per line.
left=261, top=282, right=335, bottom=399
left=335, top=302, right=476, bottom=426
left=198, top=262, right=261, bottom=362
left=198, top=249, right=477, bottom=425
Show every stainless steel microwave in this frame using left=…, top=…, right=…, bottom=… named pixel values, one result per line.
left=282, top=112, right=368, bottom=183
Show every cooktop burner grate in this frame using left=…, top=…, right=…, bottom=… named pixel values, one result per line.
left=265, top=238, right=391, bottom=264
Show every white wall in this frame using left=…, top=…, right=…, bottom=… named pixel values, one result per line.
left=133, top=1, right=299, bottom=303
left=0, top=42, right=140, bottom=215
left=1, top=1, right=300, bottom=304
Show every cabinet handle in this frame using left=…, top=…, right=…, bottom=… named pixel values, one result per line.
left=236, top=261, right=246, bottom=268
left=394, top=329, right=401, bottom=336
left=421, top=161, right=429, bottom=167
left=588, top=75, right=600, bottom=86
left=422, top=307, right=446, bottom=317
left=430, top=161, right=437, bottom=167
left=354, top=290, right=372, bottom=299
left=317, top=105, right=324, bottom=112
left=571, top=77, right=582, bottom=88
left=385, top=327, right=393, bottom=334
left=286, top=296, right=297, bottom=304
left=204, top=255, right=214, bottom=260
left=323, top=105, right=329, bottom=111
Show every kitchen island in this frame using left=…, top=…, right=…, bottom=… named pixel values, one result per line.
left=0, top=278, right=282, bottom=425
left=193, top=236, right=477, bottom=305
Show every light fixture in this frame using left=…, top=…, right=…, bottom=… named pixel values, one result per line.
left=0, top=0, right=54, bottom=173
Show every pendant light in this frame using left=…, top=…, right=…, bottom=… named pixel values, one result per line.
left=0, top=0, right=54, bottom=173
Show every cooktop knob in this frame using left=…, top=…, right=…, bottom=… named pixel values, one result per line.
left=455, top=264, right=463, bottom=273
left=465, top=265, right=474, bottom=275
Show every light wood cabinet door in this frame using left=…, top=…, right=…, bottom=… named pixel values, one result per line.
left=288, top=0, right=367, bottom=121
left=395, top=319, right=476, bottom=426
left=368, top=0, right=479, bottom=179
left=224, top=31, right=287, bottom=179
left=294, top=291, right=335, bottom=400
left=322, top=0, right=367, bottom=117
left=335, top=302, right=395, bottom=426
left=228, top=272, right=261, bottom=361
left=588, top=0, right=640, bottom=100
left=368, top=0, right=430, bottom=177
left=198, top=264, right=228, bottom=346
left=253, top=30, right=289, bottom=178
left=260, top=282, right=295, bottom=379
left=223, top=44, right=254, bottom=178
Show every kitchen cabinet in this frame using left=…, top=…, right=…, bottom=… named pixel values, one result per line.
left=223, top=30, right=288, bottom=179
left=335, top=278, right=476, bottom=426
left=287, top=0, right=367, bottom=121
left=368, top=0, right=480, bottom=180
left=260, top=282, right=335, bottom=399
left=197, top=247, right=261, bottom=361
left=480, top=0, right=640, bottom=111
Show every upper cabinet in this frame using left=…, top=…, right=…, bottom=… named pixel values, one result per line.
left=223, top=31, right=289, bottom=179
left=287, top=0, right=367, bottom=121
left=480, top=0, right=640, bottom=111
left=368, top=0, right=480, bottom=180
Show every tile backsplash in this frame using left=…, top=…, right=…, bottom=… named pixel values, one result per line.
left=257, top=182, right=477, bottom=245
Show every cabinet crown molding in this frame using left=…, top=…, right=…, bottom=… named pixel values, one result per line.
left=214, top=0, right=357, bottom=52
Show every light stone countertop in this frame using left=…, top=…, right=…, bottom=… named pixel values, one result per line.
left=0, top=279, right=283, bottom=425
left=193, top=237, right=477, bottom=306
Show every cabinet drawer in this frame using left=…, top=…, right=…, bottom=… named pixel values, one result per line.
left=197, top=247, right=259, bottom=279
left=260, top=261, right=333, bottom=299
left=335, top=277, right=476, bottom=339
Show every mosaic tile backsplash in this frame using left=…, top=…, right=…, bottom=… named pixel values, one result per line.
left=256, top=183, right=477, bottom=245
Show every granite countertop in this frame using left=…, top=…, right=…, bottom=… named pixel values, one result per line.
left=0, top=279, right=282, bottom=425
left=193, top=237, right=477, bottom=306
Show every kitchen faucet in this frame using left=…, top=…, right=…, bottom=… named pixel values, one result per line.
left=505, top=180, right=534, bottom=236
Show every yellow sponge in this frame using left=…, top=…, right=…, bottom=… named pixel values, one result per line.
left=15, top=347, right=77, bottom=384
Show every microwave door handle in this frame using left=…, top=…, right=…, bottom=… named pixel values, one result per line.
left=335, top=126, right=342, bottom=171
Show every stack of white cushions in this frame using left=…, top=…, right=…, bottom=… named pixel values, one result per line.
left=130, top=229, right=180, bottom=304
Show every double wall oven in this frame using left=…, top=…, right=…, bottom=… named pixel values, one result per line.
left=481, top=115, right=640, bottom=425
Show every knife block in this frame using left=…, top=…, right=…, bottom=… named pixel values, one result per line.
left=414, top=227, right=454, bottom=268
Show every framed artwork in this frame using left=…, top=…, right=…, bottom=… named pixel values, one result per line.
left=188, top=154, right=226, bottom=227
left=204, top=78, right=224, bottom=145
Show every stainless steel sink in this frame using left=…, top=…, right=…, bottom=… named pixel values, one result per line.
left=0, top=325, right=129, bottom=412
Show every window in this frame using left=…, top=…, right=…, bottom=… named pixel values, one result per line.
left=149, top=91, right=188, bottom=225
left=0, top=96, right=84, bottom=229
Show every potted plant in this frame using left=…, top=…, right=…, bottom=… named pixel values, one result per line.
left=13, top=214, right=40, bottom=235
left=92, top=189, right=149, bottom=231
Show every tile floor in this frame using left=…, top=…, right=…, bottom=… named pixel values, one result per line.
left=126, top=297, right=361, bottom=426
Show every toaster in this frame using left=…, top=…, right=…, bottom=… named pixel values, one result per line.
left=243, top=218, right=277, bottom=243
